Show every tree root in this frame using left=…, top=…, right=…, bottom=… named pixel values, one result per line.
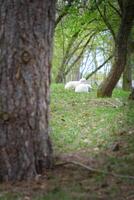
left=55, top=161, right=134, bottom=180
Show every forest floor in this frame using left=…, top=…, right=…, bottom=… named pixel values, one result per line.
left=0, top=84, right=134, bottom=200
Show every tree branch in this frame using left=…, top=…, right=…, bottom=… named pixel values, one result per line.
left=85, top=55, right=113, bottom=80
left=95, top=0, right=116, bottom=41
left=108, top=1, right=122, bottom=17
left=65, top=32, right=96, bottom=75
left=55, top=0, right=76, bottom=26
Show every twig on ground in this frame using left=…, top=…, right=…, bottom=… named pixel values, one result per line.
left=104, top=100, right=118, bottom=108
left=55, top=161, right=134, bottom=180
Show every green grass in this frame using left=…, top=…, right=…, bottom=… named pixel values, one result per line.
left=50, top=84, right=134, bottom=188
left=50, top=84, right=134, bottom=175
left=36, top=190, right=73, bottom=200
left=36, top=186, right=100, bottom=200
left=0, top=193, right=22, bottom=200
left=50, top=84, right=130, bottom=153
left=1, top=84, right=134, bottom=200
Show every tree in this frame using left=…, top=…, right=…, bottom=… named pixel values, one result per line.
left=85, top=55, right=113, bottom=80
left=123, top=41, right=134, bottom=91
left=53, top=0, right=119, bottom=83
left=122, top=54, right=132, bottom=91
left=54, top=4, right=96, bottom=83
left=0, top=0, right=56, bottom=182
left=97, top=0, right=134, bottom=97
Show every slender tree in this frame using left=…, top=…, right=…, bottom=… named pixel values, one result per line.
left=122, top=54, right=132, bottom=91
left=123, top=41, right=134, bottom=91
left=97, top=0, right=134, bottom=97
left=0, top=0, right=56, bottom=182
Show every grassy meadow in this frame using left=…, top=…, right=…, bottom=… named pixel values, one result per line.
left=1, top=84, right=134, bottom=200
left=50, top=84, right=132, bottom=153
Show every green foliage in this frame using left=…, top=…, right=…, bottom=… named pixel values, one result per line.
left=53, top=0, right=121, bottom=82
left=53, top=6, right=96, bottom=81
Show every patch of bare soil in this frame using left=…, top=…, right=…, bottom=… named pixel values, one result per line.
left=0, top=149, right=134, bottom=200
left=88, top=98, right=124, bottom=108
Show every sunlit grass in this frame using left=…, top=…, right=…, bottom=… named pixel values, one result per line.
left=50, top=84, right=130, bottom=153
left=49, top=84, right=134, bottom=198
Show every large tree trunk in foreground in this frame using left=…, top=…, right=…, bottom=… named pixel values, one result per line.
left=0, top=0, right=56, bottom=182
left=97, top=1, right=134, bottom=97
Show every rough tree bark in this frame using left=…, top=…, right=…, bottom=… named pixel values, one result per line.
left=122, top=57, right=132, bottom=91
left=97, top=1, right=134, bottom=97
left=0, top=0, right=56, bottom=182
left=128, top=89, right=134, bottom=100
left=123, top=41, right=134, bottom=91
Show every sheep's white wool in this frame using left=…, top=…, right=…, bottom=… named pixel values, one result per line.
left=65, top=77, right=86, bottom=90
left=65, top=81, right=80, bottom=90
left=87, top=83, right=92, bottom=90
left=64, top=78, right=92, bottom=91
left=79, top=78, right=87, bottom=83
left=75, top=83, right=92, bottom=93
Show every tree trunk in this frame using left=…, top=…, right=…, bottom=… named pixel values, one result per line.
left=0, top=0, right=56, bottom=182
left=97, top=1, right=134, bottom=97
left=122, top=42, right=134, bottom=91
left=128, top=89, right=134, bottom=100
left=122, top=59, right=132, bottom=91
left=55, top=71, right=65, bottom=83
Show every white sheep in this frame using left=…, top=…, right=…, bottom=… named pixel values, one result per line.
left=64, top=81, right=80, bottom=90
left=75, top=83, right=92, bottom=93
left=64, top=78, right=87, bottom=90
left=79, top=77, right=87, bottom=83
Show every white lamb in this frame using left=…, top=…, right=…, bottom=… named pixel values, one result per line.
left=75, top=83, right=92, bottom=93
left=79, top=78, right=87, bottom=84
left=65, top=81, right=79, bottom=90
left=65, top=78, right=87, bottom=90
